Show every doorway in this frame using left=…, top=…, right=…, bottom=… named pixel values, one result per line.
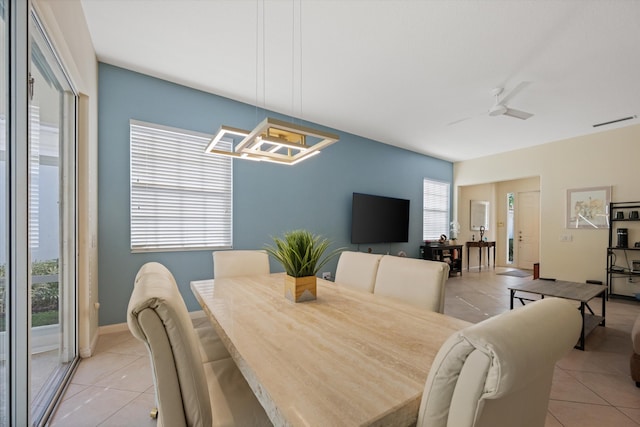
left=516, top=191, right=540, bottom=269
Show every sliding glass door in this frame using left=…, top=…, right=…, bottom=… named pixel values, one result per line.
left=29, top=12, right=78, bottom=426
left=0, top=4, right=78, bottom=424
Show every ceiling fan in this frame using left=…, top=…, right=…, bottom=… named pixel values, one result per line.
left=448, top=81, right=533, bottom=125
left=488, top=83, right=533, bottom=120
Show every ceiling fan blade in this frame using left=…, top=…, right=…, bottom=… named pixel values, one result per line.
left=447, top=116, right=472, bottom=126
left=504, top=108, right=533, bottom=120
left=500, top=81, right=531, bottom=104
left=447, top=110, right=487, bottom=126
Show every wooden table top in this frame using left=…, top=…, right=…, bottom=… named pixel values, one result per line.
left=191, top=273, right=470, bottom=427
left=508, top=279, right=606, bottom=302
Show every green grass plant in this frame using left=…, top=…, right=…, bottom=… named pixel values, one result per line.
left=265, top=229, right=343, bottom=277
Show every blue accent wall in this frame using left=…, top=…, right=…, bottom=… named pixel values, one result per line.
left=98, top=63, right=452, bottom=326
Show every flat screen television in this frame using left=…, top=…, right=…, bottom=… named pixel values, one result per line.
left=351, top=192, right=410, bottom=244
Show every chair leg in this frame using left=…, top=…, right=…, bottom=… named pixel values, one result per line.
left=150, top=407, right=158, bottom=419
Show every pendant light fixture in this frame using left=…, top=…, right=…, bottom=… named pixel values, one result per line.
left=205, top=0, right=339, bottom=165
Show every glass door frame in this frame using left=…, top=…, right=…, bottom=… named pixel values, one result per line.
left=9, top=0, right=32, bottom=425
left=4, top=1, right=79, bottom=424
left=29, top=8, right=79, bottom=426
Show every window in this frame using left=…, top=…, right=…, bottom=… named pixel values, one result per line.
left=130, top=120, right=232, bottom=252
left=423, top=178, right=450, bottom=240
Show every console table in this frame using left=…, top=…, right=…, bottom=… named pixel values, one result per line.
left=466, top=241, right=496, bottom=272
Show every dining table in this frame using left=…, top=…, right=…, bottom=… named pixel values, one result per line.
left=191, top=273, right=470, bottom=427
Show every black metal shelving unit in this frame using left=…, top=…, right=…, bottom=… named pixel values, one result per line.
left=607, top=201, right=640, bottom=299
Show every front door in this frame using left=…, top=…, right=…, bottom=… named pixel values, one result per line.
left=517, top=191, right=540, bottom=269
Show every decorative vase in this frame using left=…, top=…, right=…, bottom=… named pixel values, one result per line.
left=284, top=275, right=317, bottom=303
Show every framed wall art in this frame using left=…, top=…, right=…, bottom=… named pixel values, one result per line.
left=566, top=186, right=611, bottom=229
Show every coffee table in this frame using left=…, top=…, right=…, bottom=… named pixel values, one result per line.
left=508, top=279, right=606, bottom=350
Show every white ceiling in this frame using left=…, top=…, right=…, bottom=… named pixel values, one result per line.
left=79, top=0, right=640, bottom=162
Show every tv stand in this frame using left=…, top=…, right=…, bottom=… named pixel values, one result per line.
left=420, top=244, right=462, bottom=276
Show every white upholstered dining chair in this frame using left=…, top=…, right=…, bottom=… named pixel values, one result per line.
left=373, top=255, right=450, bottom=313
left=334, top=250, right=384, bottom=292
left=205, top=250, right=271, bottom=362
left=417, top=297, right=581, bottom=427
left=127, top=262, right=271, bottom=427
left=213, top=249, right=270, bottom=278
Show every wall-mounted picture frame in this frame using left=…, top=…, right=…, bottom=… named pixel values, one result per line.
left=566, top=186, right=611, bottom=229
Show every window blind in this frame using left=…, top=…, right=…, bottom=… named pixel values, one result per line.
left=423, top=178, right=450, bottom=241
left=29, top=105, right=40, bottom=250
left=130, top=120, right=232, bottom=252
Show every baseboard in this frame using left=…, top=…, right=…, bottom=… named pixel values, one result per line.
left=98, top=322, right=128, bottom=335
left=79, top=332, right=100, bottom=358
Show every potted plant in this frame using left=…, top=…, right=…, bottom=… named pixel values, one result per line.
left=265, top=229, right=343, bottom=302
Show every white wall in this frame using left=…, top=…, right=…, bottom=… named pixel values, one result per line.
left=34, top=0, right=99, bottom=357
left=455, top=123, right=640, bottom=285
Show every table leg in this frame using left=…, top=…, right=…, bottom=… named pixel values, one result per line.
left=467, top=246, right=470, bottom=271
left=510, top=290, right=515, bottom=310
left=576, top=302, right=586, bottom=351
left=492, top=245, right=496, bottom=269
left=478, top=247, right=482, bottom=272
left=601, top=289, right=606, bottom=327
left=486, top=246, right=490, bottom=268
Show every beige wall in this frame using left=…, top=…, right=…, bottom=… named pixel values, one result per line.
left=34, top=0, right=99, bottom=357
left=455, top=123, right=640, bottom=285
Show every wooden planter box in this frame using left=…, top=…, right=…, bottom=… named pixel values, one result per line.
left=284, top=275, right=317, bottom=302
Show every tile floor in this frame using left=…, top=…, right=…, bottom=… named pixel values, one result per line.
left=49, top=268, right=640, bottom=426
